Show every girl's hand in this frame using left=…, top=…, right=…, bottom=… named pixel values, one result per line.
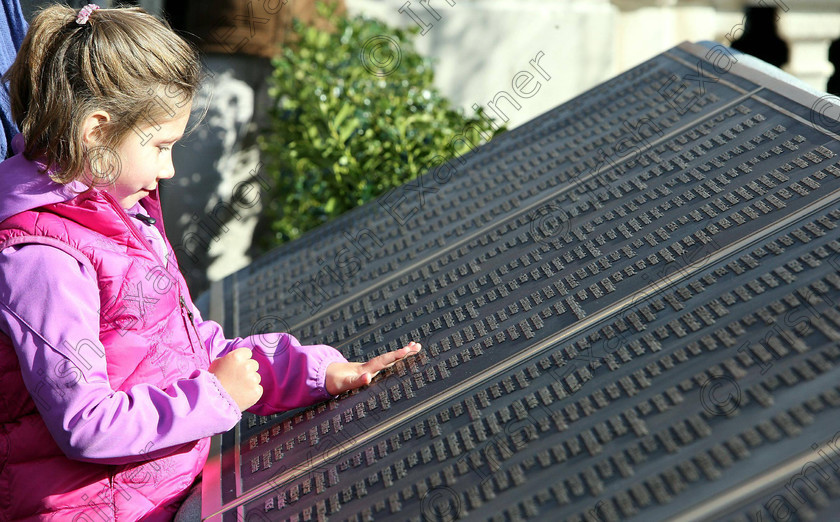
left=209, top=347, right=264, bottom=412
left=325, top=342, right=422, bottom=395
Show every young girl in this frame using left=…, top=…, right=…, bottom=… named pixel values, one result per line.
left=0, top=5, right=420, bottom=520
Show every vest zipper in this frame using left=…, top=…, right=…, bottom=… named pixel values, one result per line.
left=180, top=296, right=194, bottom=322
left=179, top=295, right=201, bottom=356
left=180, top=295, right=202, bottom=343
left=100, top=191, right=168, bottom=268
left=101, top=191, right=207, bottom=362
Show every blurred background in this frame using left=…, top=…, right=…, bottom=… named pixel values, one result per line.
left=14, top=0, right=840, bottom=296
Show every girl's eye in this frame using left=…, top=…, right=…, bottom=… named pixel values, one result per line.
left=158, top=146, right=171, bottom=152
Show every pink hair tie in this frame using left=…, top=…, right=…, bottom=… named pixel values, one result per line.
left=75, top=4, right=100, bottom=25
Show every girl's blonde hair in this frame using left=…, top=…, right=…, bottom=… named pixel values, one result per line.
left=4, top=5, right=202, bottom=183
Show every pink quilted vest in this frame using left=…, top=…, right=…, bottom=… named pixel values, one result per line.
left=0, top=187, right=212, bottom=521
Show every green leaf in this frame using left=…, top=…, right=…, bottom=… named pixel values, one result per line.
left=324, top=196, right=337, bottom=213
left=334, top=103, right=353, bottom=128
left=338, top=117, right=360, bottom=144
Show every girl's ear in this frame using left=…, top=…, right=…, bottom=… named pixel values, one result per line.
left=81, top=111, right=112, bottom=147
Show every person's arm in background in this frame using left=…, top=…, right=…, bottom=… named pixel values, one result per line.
left=0, top=0, right=28, bottom=160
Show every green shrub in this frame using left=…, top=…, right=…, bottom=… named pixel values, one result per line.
left=255, top=2, right=505, bottom=251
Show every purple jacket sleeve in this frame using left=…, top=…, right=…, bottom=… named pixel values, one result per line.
left=191, top=308, right=349, bottom=416
left=0, top=244, right=242, bottom=465
left=133, top=201, right=349, bottom=414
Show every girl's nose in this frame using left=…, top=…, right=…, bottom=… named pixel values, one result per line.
left=159, top=162, right=176, bottom=180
